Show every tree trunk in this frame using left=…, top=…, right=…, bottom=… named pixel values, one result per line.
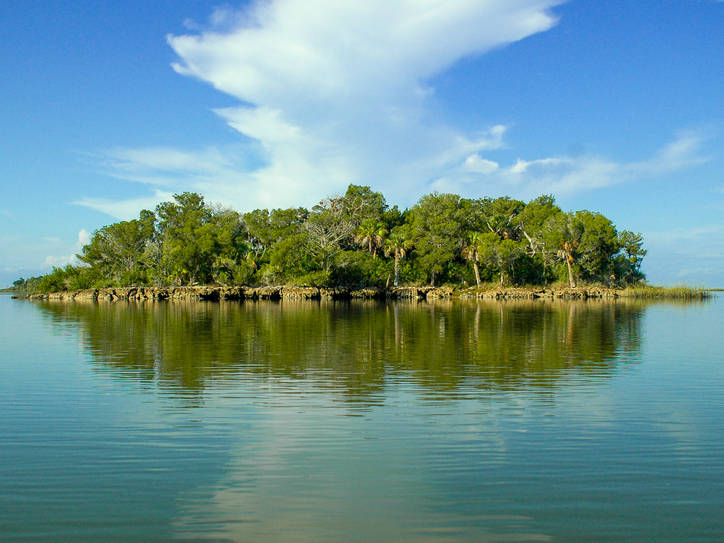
left=430, top=271, right=436, bottom=287
left=499, top=269, right=504, bottom=286
left=566, top=255, right=576, bottom=287
left=473, top=261, right=481, bottom=287
left=373, top=246, right=377, bottom=259
left=521, top=228, right=536, bottom=254
left=394, top=252, right=400, bottom=287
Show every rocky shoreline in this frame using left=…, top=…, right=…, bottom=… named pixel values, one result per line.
left=17, top=285, right=624, bottom=302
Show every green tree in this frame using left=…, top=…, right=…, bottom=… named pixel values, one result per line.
left=614, top=230, right=647, bottom=284
left=462, top=232, right=486, bottom=287
left=28, top=188, right=646, bottom=292
left=543, top=212, right=583, bottom=287
left=514, top=195, right=560, bottom=256
left=409, top=193, right=465, bottom=286
left=304, top=197, right=354, bottom=273
left=243, top=207, right=307, bottom=262
left=576, top=211, right=619, bottom=283
left=355, top=219, right=387, bottom=258
left=339, top=184, right=387, bottom=228
left=79, top=210, right=156, bottom=286
left=155, top=193, right=230, bottom=285
left=485, top=197, right=525, bottom=240
left=477, top=233, right=524, bottom=286
left=383, top=225, right=412, bottom=287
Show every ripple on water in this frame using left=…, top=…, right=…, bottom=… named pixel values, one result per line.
left=0, top=297, right=723, bottom=541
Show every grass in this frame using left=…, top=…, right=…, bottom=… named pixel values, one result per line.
left=456, top=282, right=712, bottom=300
left=620, top=284, right=709, bottom=299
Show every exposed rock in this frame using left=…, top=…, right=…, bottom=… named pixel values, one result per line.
left=219, top=286, right=245, bottom=300
left=388, top=287, right=426, bottom=300
left=281, top=287, right=320, bottom=300
left=458, top=286, right=623, bottom=300
left=425, top=287, right=454, bottom=299
left=22, top=285, right=628, bottom=303
left=349, top=288, right=385, bottom=299
left=319, top=288, right=349, bottom=300
left=245, top=286, right=282, bottom=300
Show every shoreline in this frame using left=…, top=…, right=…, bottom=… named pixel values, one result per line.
left=13, top=284, right=711, bottom=303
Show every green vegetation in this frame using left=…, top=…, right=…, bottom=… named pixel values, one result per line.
left=35, top=299, right=645, bottom=398
left=620, top=284, right=708, bottom=299
left=18, top=185, right=650, bottom=294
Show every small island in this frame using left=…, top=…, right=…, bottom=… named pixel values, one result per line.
left=13, top=185, right=706, bottom=300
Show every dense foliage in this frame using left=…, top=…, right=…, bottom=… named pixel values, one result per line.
left=17, top=186, right=647, bottom=293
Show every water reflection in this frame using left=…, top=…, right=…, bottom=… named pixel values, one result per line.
left=15, top=297, right=722, bottom=542
left=34, top=299, right=649, bottom=400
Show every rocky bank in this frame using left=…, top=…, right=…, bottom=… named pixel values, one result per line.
left=19, top=285, right=623, bottom=302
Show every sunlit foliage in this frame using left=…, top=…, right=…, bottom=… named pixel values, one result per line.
left=21, top=186, right=647, bottom=292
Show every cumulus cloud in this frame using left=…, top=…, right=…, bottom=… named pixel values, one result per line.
left=77, top=1, right=711, bottom=220
left=79, top=0, right=561, bottom=217
left=77, top=229, right=91, bottom=247
left=166, top=0, right=556, bottom=206
left=464, top=154, right=500, bottom=175
left=42, top=229, right=95, bottom=269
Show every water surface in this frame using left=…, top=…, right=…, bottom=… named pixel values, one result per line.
left=1, top=295, right=722, bottom=541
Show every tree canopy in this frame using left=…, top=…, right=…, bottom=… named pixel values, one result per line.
left=20, top=186, right=648, bottom=293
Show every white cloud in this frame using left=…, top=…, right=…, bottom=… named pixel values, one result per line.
left=464, top=154, right=499, bottom=175
left=85, top=126, right=709, bottom=219
left=431, top=130, right=710, bottom=198
left=629, top=130, right=710, bottom=175
left=43, top=254, right=76, bottom=268
left=90, top=146, right=242, bottom=188
left=509, top=157, right=567, bottom=174
left=74, top=190, right=173, bottom=221
left=79, top=1, right=561, bottom=217
left=77, top=229, right=91, bottom=247
left=42, top=229, right=96, bottom=270
left=520, top=131, right=709, bottom=195
left=166, top=0, right=553, bottom=206
left=76, top=1, right=711, bottom=221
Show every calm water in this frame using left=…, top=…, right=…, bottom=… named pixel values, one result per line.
left=1, top=294, right=723, bottom=542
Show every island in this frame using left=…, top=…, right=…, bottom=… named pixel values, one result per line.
left=12, top=185, right=706, bottom=300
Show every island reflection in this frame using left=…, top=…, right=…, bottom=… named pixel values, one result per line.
left=32, top=299, right=659, bottom=400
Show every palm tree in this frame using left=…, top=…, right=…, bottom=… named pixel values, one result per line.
left=383, top=226, right=412, bottom=287
left=462, top=232, right=484, bottom=287
left=543, top=212, right=583, bottom=288
left=355, top=219, right=387, bottom=258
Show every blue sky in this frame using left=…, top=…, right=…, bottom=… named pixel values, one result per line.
left=1, top=0, right=722, bottom=287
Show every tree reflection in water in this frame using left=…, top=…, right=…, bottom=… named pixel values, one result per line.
left=33, top=299, right=659, bottom=402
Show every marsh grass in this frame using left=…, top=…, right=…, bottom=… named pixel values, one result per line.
left=620, top=284, right=709, bottom=299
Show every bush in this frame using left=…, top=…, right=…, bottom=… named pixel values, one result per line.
left=287, top=270, right=331, bottom=287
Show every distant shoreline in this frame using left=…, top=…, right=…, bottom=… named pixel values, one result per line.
left=14, top=284, right=710, bottom=302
